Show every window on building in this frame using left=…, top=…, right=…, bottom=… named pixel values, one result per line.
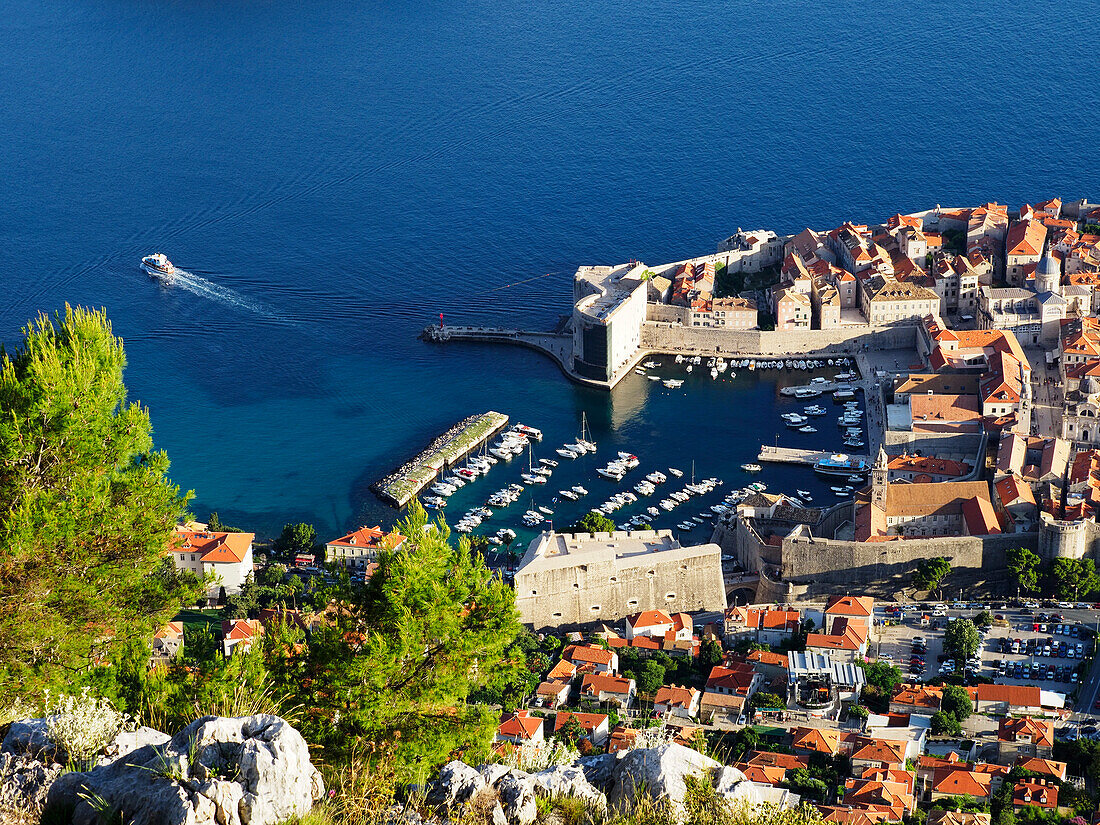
left=591, top=605, right=601, bottom=613
left=665, top=592, right=676, bottom=601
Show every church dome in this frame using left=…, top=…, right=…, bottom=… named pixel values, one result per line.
left=1037, top=252, right=1060, bottom=280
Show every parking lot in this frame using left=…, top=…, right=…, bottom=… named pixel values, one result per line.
left=873, top=606, right=1091, bottom=695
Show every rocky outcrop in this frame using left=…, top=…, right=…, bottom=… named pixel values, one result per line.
left=98, top=726, right=171, bottom=767
left=1, top=719, right=55, bottom=761
left=608, top=744, right=755, bottom=815
left=424, top=744, right=760, bottom=825
left=0, top=751, right=64, bottom=819
left=44, top=714, right=324, bottom=825
left=531, top=764, right=606, bottom=810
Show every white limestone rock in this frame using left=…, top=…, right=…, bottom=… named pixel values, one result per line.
left=531, top=764, right=607, bottom=810
left=714, top=766, right=757, bottom=805
left=1, top=719, right=55, bottom=760
left=0, top=751, right=64, bottom=820
left=608, top=744, right=722, bottom=815
left=496, top=772, right=537, bottom=825
left=98, top=726, right=171, bottom=767
left=45, top=714, right=324, bottom=825
left=426, top=760, right=487, bottom=808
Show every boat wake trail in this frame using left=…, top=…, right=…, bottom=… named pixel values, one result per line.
left=169, top=269, right=277, bottom=319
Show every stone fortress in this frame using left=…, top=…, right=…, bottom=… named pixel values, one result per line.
left=513, top=529, right=726, bottom=630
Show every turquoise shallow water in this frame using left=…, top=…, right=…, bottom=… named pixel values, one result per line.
left=1, top=0, right=1097, bottom=537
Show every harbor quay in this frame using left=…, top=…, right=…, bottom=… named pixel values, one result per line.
left=372, top=411, right=509, bottom=507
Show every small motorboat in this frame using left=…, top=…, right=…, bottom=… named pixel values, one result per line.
left=141, top=253, right=176, bottom=284
left=799, top=426, right=817, bottom=433
left=741, top=463, right=762, bottom=473
left=668, top=468, right=684, bottom=478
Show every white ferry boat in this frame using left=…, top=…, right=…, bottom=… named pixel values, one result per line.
left=814, top=453, right=870, bottom=476
left=140, top=253, right=176, bottom=283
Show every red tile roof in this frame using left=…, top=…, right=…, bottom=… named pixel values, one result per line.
left=498, top=710, right=543, bottom=740
left=326, top=525, right=405, bottom=551
left=174, top=527, right=254, bottom=564
left=553, top=711, right=608, bottom=734
left=581, top=673, right=633, bottom=696
left=975, top=684, right=1041, bottom=707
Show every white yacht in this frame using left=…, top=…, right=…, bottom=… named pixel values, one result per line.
left=141, top=253, right=176, bottom=283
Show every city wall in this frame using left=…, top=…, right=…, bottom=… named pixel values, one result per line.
left=713, top=514, right=1038, bottom=602
left=640, top=321, right=919, bottom=357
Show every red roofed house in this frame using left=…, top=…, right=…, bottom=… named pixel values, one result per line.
left=931, top=768, right=993, bottom=803
left=998, top=716, right=1054, bottom=760
left=849, top=737, right=908, bottom=772
left=889, top=684, right=941, bottom=714
left=325, top=525, right=407, bottom=571
left=842, top=766, right=916, bottom=819
left=554, top=711, right=610, bottom=746
left=1005, top=219, right=1047, bottom=285
left=824, top=595, right=874, bottom=635
left=995, top=475, right=1038, bottom=531
left=653, top=685, right=702, bottom=721
left=1012, top=779, right=1057, bottom=812
left=172, top=523, right=255, bottom=598
left=221, top=618, right=263, bottom=657
left=887, top=455, right=970, bottom=483
left=706, top=662, right=762, bottom=697
left=757, top=609, right=801, bottom=646
left=580, top=673, right=636, bottom=707
left=536, top=680, right=571, bottom=708
left=700, top=692, right=746, bottom=727
left=791, top=726, right=841, bottom=757
left=1015, top=757, right=1066, bottom=781
left=816, top=806, right=893, bottom=825
left=152, top=621, right=184, bottom=662
left=562, top=644, right=618, bottom=675
left=496, top=710, right=545, bottom=745
left=975, top=684, right=1042, bottom=716
left=625, top=610, right=693, bottom=643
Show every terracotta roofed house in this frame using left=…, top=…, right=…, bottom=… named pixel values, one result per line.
left=653, top=685, right=702, bottom=720
left=172, top=524, right=255, bottom=597
left=325, top=525, right=407, bottom=571
left=221, top=618, right=263, bottom=657
left=553, top=711, right=610, bottom=745
left=975, top=684, right=1042, bottom=715
left=998, top=716, right=1053, bottom=759
left=562, top=644, right=618, bottom=674
left=496, top=710, right=544, bottom=745
left=1012, top=779, right=1057, bottom=812
left=580, top=673, right=635, bottom=706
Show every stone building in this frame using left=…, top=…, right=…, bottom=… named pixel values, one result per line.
left=571, top=264, right=649, bottom=382
left=513, top=530, right=726, bottom=630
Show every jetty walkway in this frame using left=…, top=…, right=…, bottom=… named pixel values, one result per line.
left=372, top=410, right=509, bottom=507
left=756, top=445, right=870, bottom=467
left=422, top=325, right=643, bottom=389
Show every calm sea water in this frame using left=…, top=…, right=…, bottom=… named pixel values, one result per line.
left=2, top=0, right=1098, bottom=538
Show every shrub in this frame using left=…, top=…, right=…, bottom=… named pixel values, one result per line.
left=44, top=688, right=132, bottom=768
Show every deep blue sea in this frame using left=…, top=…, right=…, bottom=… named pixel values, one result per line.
left=2, top=0, right=1098, bottom=539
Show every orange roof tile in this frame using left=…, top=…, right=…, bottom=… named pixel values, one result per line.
left=173, top=527, right=254, bottom=564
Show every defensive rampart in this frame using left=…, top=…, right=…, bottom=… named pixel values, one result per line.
left=717, top=512, right=1039, bottom=602
left=640, top=321, right=918, bottom=357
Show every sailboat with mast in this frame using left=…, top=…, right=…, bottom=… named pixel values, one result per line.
left=557, top=411, right=596, bottom=458
left=521, top=443, right=548, bottom=485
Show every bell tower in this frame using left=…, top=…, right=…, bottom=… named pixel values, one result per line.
left=871, top=446, right=888, bottom=509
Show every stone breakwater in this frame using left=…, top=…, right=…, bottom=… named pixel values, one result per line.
left=372, top=411, right=510, bottom=507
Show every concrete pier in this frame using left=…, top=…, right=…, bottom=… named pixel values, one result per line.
left=756, top=445, right=871, bottom=467
left=372, top=411, right=510, bottom=507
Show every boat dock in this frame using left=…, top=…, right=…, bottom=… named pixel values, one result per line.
left=372, top=411, right=510, bottom=507
left=778, top=381, right=857, bottom=397
left=757, top=445, right=871, bottom=467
